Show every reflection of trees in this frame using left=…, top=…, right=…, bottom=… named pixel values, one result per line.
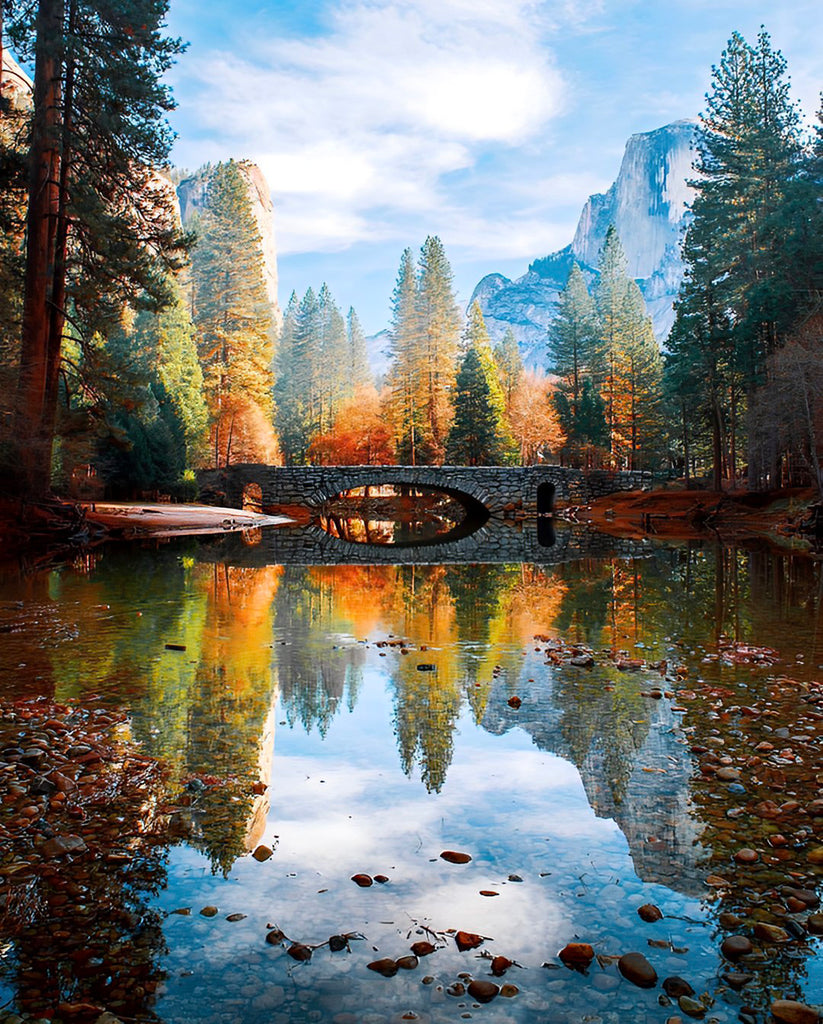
left=391, top=566, right=460, bottom=792
left=33, top=547, right=282, bottom=876
left=273, top=566, right=377, bottom=735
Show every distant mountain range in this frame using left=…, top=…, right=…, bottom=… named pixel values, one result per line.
left=470, top=119, right=699, bottom=370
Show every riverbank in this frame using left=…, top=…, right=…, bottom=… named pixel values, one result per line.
left=564, top=487, right=819, bottom=545
left=0, top=498, right=294, bottom=560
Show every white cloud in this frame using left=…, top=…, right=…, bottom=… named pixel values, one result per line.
left=173, top=0, right=571, bottom=255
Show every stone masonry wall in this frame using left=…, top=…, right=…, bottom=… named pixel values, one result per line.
left=197, top=464, right=651, bottom=514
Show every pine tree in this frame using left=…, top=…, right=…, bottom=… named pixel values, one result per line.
left=315, top=283, right=349, bottom=433
left=595, top=227, right=631, bottom=465
left=386, top=248, right=422, bottom=463
left=7, top=0, right=189, bottom=494
left=616, top=281, right=664, bottom=470
left=445, top=302, right=517, bottom=465
left=415, top=236, right=461, bottom=463
left=274, top=288, right=318, bottom=463
left=347, top=307, right=373, bottom=391
left=667, top=28, right=808, bottom=488
left=493, top=327, right=523, bottom=410
left=549, top=261, right=602, bottom=461
left=190, top=161, right=275, bottom=467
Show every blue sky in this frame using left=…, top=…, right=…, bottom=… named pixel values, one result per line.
left=164, top=0, right=823, bottom=333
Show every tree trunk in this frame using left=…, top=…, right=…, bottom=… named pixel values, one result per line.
left=14, top=0, right=65, bottom=496
left=711, top=396, right=723, bottom=492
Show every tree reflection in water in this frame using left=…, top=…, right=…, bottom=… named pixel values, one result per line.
left=2, top=540, right=823, bottom=1020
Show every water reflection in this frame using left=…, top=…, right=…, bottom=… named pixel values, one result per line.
left=1, top=540, right=822, bottom=1021
left=317, top=485, right=471, bottom=546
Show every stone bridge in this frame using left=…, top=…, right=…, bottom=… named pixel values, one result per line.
left=198, top=464, right=651, bottom=518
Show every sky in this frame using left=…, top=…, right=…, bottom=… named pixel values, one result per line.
left=163, top=0, right=823, bottom=333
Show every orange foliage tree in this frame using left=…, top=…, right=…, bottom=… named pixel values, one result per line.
left=507, top=371, right=566, bottom=464
left=308, top=386, right=396, bottom=465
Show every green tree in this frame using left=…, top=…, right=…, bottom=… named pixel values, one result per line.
left=189, top=161, right=276, bottom=466
left=274, top=288, right=317, bottom=463
left=346, top=307, right=373, bottom=391
left=387, top=247, right=423, bottom=463
left=549, top=263, right=600, bottom=410
left=445, top=302, right=517, bottom=465
left=493, top=327, right=523, bottom=410
left=7, top=0, right=189, bottom=494
left=668, top=29, right=810, bottom=489
left=415, top=236, right=461, bottom=462
left=549, top=262, right=603, bottom=462
left=315, top=282, right=349, bottom=433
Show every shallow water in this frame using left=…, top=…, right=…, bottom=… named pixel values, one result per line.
left=1, top=534, right=822, bottom=1023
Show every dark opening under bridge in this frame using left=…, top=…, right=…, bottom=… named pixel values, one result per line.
left=198, top=463, right=651, bottom=519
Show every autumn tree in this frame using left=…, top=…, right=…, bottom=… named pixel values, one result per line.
left=307, top=385, right=395, bottom=465
left=6, top=0, right=189, bottom=494
left=189, top=161, right=276, bottom=466
left=508, top=371, right=566, bottom=465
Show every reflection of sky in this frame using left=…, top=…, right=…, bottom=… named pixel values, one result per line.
left=157, top=667, right=723, bottom=1023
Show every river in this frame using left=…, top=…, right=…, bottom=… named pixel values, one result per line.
left=0, top=524, right=821, bottom=1024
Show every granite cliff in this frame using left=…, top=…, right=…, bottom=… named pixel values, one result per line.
left=471, top=120, right=698, bottom=369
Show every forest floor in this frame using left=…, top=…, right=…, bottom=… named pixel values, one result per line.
left=567, top=486, right=819, bottom=546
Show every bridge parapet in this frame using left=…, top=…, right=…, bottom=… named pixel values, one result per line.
left=197, top=464, right=651, bottom=515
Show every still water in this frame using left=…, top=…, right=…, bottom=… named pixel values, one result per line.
left=1, top=530, right=822, bottom=1024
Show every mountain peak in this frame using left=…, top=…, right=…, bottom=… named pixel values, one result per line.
left=471, top=120, right=699, bottom=369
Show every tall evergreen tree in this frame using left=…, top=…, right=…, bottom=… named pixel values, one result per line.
left=595, top=226, right=631, bottom=465
left=7, top=0, right=189, bottom=494
left=347, top=307, right=373, bottom=391
left=190, top=161, right=275, bottom=466
left=445, top=303, right=517, bottom=465
left=549, top=261, right=602, bottom=460
left=315, top=282, right=348, bottom=433
left=274, top=287, right=318, bottom=463
left=415, top=236, right=461, bottom=463
left=493, top=327, right=523, bottom=410
left=387, top=247, right=423, bottom=463
left=667, top=28, right=808, bottom=488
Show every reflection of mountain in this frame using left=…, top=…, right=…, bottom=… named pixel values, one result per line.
left=481, top=672, right=705, bottom=895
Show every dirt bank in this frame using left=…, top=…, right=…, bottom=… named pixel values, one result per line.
left=565, top=487, right=818, bottom=543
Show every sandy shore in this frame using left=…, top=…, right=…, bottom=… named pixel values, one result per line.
left=82, top=501, right=294, bottom=538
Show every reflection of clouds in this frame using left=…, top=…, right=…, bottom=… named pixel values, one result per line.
left=265, top=719, right=626, bottom=960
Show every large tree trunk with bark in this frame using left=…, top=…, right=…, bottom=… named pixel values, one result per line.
left=14, top=0, right=65, bottom=497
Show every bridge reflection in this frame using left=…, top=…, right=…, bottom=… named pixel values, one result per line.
left=197, top=519, right=652, bottom=567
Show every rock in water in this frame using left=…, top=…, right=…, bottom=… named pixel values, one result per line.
left=440, top=850, right=472, bottom=864
left=559, top=943, right=595, bottom=968
left=454, top=931, right=484, bottom=951
left=770, top=1000, right=820, bottom=1024
left=467, top=980, right=499, bottom=1003
left=663, top=977, right=695, bottom=998
left=618, top=951, right=658, bottom=988
left=720, top=935, right=753, bottom=960
left=638, top=903, right=663, bottom=922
